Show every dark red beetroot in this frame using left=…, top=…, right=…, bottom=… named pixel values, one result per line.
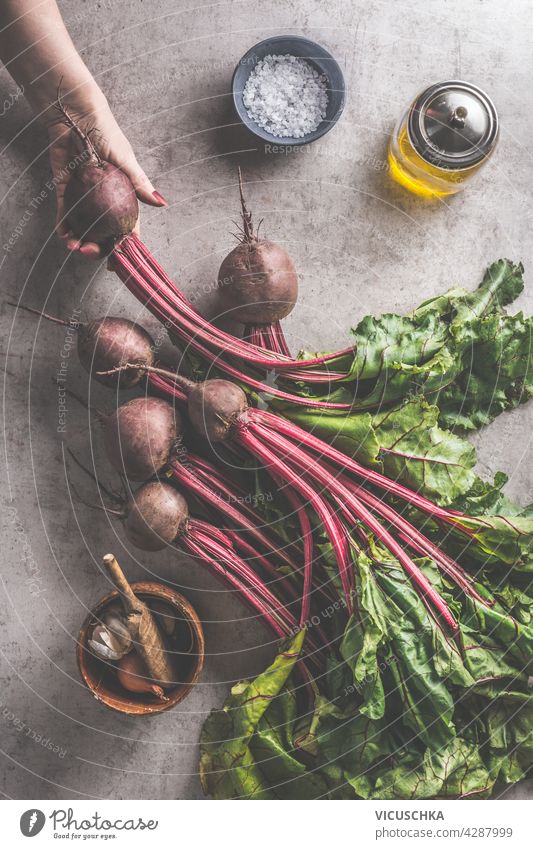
left=217, top=170, right=298, bottom=326
left=124, top=481, right=188, bottom=551
left=103, top=397, right=180, bottom=481
left=57, top=94, right=138, bottom=244
left=65, top=162, right=138, bottom=244
left=78, top=318, right=155, bottom=388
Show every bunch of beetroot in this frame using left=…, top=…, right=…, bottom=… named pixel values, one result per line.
left=12, top=93, right=531, bottom=802
left=19, top=288, right=489, bottom=654
left=13, top=298, right=323, bottom=663
left=98, top=364, right=496, bottom=641
left=20, top=288, right=495, bottom=652
left=18, top=101, right=519, bottom=653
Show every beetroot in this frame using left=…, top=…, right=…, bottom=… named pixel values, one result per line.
left=217, top=170, right=298, bottom=326
left=103, top=397, right=180, bottom=480
left=218, top=240, right=298, bottom=325
left=188, top=379, right=248, bottom=442
left=11, top=304, right=155, bottom=389
left=57, top=94, right=138, bottom=244
left=124, top=480, right=188, bottom=550
left=64, top=161, right=138, bottom=244
left=77, top=317, right=155, bottom=388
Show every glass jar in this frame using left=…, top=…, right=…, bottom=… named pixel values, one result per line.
left=388, top=81, right=499, bottom=197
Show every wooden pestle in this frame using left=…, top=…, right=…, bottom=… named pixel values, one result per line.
left=102, top=554, right=175, bottom=687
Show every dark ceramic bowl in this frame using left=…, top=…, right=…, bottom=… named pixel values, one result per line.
left=77, top=582, right=205, bottom=716
left=232, top=35, right=346, bottom=145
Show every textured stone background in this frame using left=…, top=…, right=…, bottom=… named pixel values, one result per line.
left=0, top=0, right=531, bottom=799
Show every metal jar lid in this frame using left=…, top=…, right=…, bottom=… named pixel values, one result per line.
left=407, top=80, right=499, bottom=170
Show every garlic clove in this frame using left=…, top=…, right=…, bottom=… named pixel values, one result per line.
left=104, top=609, right=133, bottom=643
left=88, top=637, right=122, bottom=661
left=88, top=608, right=133, bottom=661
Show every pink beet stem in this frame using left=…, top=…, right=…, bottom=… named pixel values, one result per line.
left=186, top=454, right=310, bottom=579
left=186, top=452, right=247, bottom=493
left=180, top=529, right=320, bottom=687
left=244, top=311, right=336, bottom=613
left=256, top=421, right=459, bottom=633
left=247, top=322, right=292, bottom=358
left=124, top=237, right=350, bottom=381
left=188, top=519, right=302, bottom=638
left=188, top=445, right=337, bottom=607
left=301, top=449, right=484, bottom=596
left=120, top=239, right=291, bottom=370
left=195, top=505, right=330, bottom=651
left=303, top=451, right=490, bottom=605
left=147, top=370, right=189, bottom=404
left=189, top=460, right=316, bottom=577
left=254, top=421, right=459, bottom=635
left=169, top=457, right=301, bottom=575
left=341, top=476, right=490, bottom=605
left=181, top=533, right=286, bottom=638
left=259, top=326, right=272, bottom=352
left=270, top=321, right=292, bottom=358
left=268, top=470, right=315, bottom=627
left=243, top=325, right=263, bottom=348
left=236, top=422, right=354, bottom=614
left=221, top=527, right=297, bottom=599
left=259, top=326, right=273, bottom=352
left=215, top=526, right=328, bottom=652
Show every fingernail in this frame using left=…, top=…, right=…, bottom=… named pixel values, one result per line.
left=152, top=191, right=169, bottom=207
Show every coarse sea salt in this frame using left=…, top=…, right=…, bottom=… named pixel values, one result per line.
left=243, top=54, right=329, bottom=139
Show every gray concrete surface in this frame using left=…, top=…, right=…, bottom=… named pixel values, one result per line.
left=0, top=0, right=532, bottom=800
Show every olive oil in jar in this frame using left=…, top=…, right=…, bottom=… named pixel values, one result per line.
left=388, top=81, right=499, bottom=197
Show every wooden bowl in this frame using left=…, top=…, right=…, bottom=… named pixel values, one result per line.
left=77, top=582, right=205, bottom=715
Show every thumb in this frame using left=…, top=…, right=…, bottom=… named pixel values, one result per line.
left=118, top=154, right=168, bottom=207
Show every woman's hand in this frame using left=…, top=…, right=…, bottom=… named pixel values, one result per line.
left=46, top=91, right=167, bottom=259
left=0, top=0, right=167, bottom=260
